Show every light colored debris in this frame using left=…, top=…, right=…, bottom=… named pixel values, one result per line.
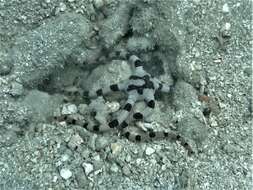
left=106, top=101, right=120, bottom=113
left=60, top=168, right=72, bottom=180
left=222, top=3, right=230, bottom=13
left=82, top=162, right=94, bottom=176
left=110, top=143, right=122, bottom=155
left=110, top=163, right=119, bottom=173
left=61, top=154, right=70, bottom=162
left=145, top=147, right=155, bottom=155
left=62, top=104, right=78, bottom=115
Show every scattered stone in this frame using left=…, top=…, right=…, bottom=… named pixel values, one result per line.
left=110, top=163, right=119, bottom=173
left=224, top=23, right=231, bottom=31
left=222, top=3, right=230, bottom=13
left=106, top=101, right=120, bottom=113
left=10, top=82, right=24, bottom=97
left=82, top=162, right=94, bottom=176
left=62, top=104, right=78, bottom=115
left=52, top=176, right=58, bottom=183
left=60, top=168, right=72, bottom=180
left=145, top=147, right=155, bottom=155
left=67, top=134, right=84, bottom=150
left=61, top=154, right=69, bottom=162
left=111, top=143, right=122, bottom=155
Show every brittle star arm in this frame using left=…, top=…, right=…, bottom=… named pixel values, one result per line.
left=108, top=90, right=138, bottom=128
left=88, top=80, right=127, bottom=98
left=151, top=77, right=171, bottom=93
left=130, top=88, right=155, bottom=121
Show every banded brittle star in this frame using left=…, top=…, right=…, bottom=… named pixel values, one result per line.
left=58, top=55, right=194, bottom=155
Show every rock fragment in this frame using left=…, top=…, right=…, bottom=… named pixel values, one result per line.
left=62, top=104, right=78, bottom=115
left=60, top=168, right=72, bottom=180
left=82, top=162, right=94, bottom=176
left=145, top=147, right=155, bottom=155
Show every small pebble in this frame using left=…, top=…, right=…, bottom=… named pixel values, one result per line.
left=106, top=101, right=120, bottom=113
left=61, top=154, right=69, bottom=162
left=145, top=147, right=155, bottom=155
left=59, top=2, right=67, bottom=12
left=224, top=23, right=231, bottom=31
left=111, top=143, right=122, bottom=155
left=62, top=104, right=78, bottom=115
left=60, top=168, right=72, bottom=180
left=52, top=176, right=58, bottom=183
left=82, top=162, right=94, bottom=176
left=222, top=3, right=230, bottom=13
left=136, top=158, right=143, bottom=165
left=110, top=163, right=119, bottom=173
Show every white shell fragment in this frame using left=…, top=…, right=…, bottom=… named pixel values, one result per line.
left=82, top=162, right=94, bottom=176
left=111, top=143, right=122, bottom=155
left=145, top=147, right=155, bottom=155
left=222, top=3, right=230, bottom=13
left=62, top=104, right=78, bottom=115
left=106, top=101, right=120, bottom=113
left=60, top=168, right=72, bottom=180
